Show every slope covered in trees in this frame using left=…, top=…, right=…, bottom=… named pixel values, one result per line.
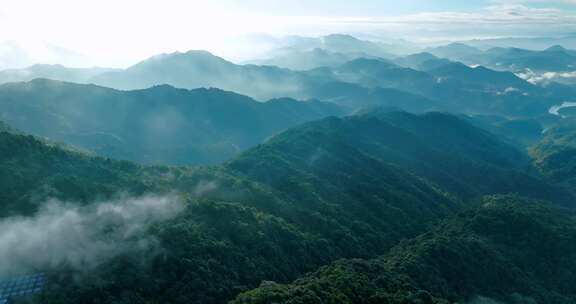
left=1, top=107, right=574, bottom=303
left=228, top=111, right=573, bottom=205
left=0, top=130, right=154, bottom=216
left=234, top=195, right=576, bottom=304
left=0, top=122, right=458, bottom=304
left=531, top=118, right=576, bottom=191
left=0, top=79, right=343, bottom=165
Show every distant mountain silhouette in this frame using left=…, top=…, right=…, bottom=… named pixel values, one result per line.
left=248, top=48, right=369, bottom=71
left=0, top=64, right=117, bottom=84
left=426, top=43, right=483, bottom=61
left=0, top=79, right=343, bottom=165
left=0, top=46, right=564, bottom=116
left=393, top=52, right=440, bottom=69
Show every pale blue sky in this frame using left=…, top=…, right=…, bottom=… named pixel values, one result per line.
left=197, top=0, right=576, bottom=16
left=1, top=0, right=575, bottom=66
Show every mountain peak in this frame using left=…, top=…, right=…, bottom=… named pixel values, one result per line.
left=409, top=52, right=437, bottom=59
left=341, top=57, right=397, bottom=69
left=140, top=49, right=228, bottom=64
left=432, top=43, right=480, bottom=51
left=128, top=49, right=234, bottom=72
left=546, top=45, right=567, bottom=52
left=322, top=34, right=360, bottom=42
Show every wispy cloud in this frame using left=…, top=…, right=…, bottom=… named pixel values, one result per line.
left=311, top=4, right=576, bottom=42
left=1, top=1, right=575, bottom=65
left=327, top=4, right=576, bottom=25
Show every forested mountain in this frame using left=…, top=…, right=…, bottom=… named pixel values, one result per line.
left=90, top=50, right=310, bottom=100
left=3, top=105, right=572, bottom=303
left=2, top=27, right=576, bottom=304
left=461, top=114, right=545, bottom=147
left=0, top=47, right=563, bottom=117
left=0, top=59, right=559, bottom=169
left=0, top=129, right=159, bottom=217
left=1, top=119, right=458, bottom=303
left=315, top=57, right=553, bottom=116
left=531, top=119, right=576, bottom=191
left=234, top=195, right=576, bottom=304
left=0, top=79, right=343, bottom=165
left=227, top=111, right=573, bottom=205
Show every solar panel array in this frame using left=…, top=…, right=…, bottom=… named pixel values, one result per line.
left=0, top=273, right=46, bottom=303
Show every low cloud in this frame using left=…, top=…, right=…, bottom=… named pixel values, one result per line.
left=517, top=69, right=576, bottom=85
left=0, top=195, right=183, bottom=277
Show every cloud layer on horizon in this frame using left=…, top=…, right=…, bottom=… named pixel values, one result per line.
left=0, top=1, right=575, bottom=66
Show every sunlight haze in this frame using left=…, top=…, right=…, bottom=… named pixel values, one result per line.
left=2, top=0, right=576, bottom=67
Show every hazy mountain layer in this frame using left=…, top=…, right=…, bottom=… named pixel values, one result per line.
left=0, top=79, right=343, bottom=165
left=3, top=108, right=572, bottom=303
left=0, top=47, right=565, bottom=117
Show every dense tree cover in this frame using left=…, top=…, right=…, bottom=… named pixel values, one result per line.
left=0, top=130, right=155, bottom=216
left=531, top=118, right=576, bottom=190
left=2, top=36, right=576, bottom=304
left=1, top=108, right=575, bottom=303
left=0, top=122, right=458, bottom=303
left=0, top=79, right=343, bottom=165
left=461, top=114, right=545, bottom=147
left=233, top=195, right=576, bottom=304
left=228, top=111, right=573, bottom=206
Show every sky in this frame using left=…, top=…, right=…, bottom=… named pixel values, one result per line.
left=1, top=0, right=576, bottom=67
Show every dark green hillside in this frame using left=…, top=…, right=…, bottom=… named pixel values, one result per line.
left=229, top=111, right=572, bottom=205
left=0, top=122, right=459, bottom=304
left=531, top=119, right=576, bottom=190
left=0, top=130, right=154, bottom=217
left=2, top=109, right=574, bottom=304
left=461, top=114, right=544, bottom=147
left=0, top=79, right=343, bottom=165
left=234, top=195, right=576, bottom=304
left=2, top=106, right=575, bottom=304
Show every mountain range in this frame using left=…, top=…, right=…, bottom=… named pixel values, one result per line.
left=0, top=79, right=343, bottom=165
left=3, top=107, right=575, bottom=303
left=0, top=45, right=571, bottom=118
left=2, top=32, right=576, bottom=304
left=427, top=43, right=576, bottom=73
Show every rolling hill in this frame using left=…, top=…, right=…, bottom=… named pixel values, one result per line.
left=0, top=79, right=344, bottom=165
left=233, top=195, right=576, bottom=304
